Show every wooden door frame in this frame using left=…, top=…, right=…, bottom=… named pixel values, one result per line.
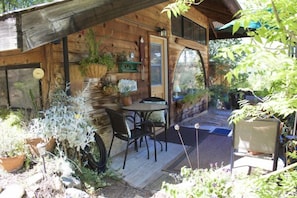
left=149, top=35, right=168, bottom=102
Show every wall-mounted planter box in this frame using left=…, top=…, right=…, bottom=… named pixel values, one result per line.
left=118, top=61, right=141, bottom=73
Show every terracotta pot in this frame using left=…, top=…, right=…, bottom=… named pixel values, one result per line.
left=26, top=138, right=56, bottom=157
left=0, top=154, right=25, bottom=173
left=121, top=96, right=132, bottom=106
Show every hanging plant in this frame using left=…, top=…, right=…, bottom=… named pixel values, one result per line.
left=79, top=28, right=115, bottom=77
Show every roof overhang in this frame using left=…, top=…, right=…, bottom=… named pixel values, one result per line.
left=194, top=0, right=243, bottom=40
left=0, top=0, right=243, bottom=52
left=0, top=0, right=167, bottom=52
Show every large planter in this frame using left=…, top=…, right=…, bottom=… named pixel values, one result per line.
left=26, top=138, right=56, bottom=157
left=0, top=154, right=25, bottom=173
left=85, top=63, right=107, bottom=78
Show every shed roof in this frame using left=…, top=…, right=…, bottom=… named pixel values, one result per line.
left=0, top=0, right=241, bottom=52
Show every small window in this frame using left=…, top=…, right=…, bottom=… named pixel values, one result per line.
left=0, top=64, right=42, bottom=110
left=171, top=16, right=206, bottom=45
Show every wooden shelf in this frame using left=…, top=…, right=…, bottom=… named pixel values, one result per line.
left=118, top=61, right=141, bottom=73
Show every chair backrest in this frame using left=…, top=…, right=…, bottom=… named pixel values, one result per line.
left=233, top=118, right=280, bottom=154
left=105, top=108, right=131, bottom=137
left=141, top=97, right=167, bottom=104
left=140, top=97, right=167, bottom=123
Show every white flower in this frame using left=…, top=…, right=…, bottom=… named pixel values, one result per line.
left=118, top=79, right=137, bottom=96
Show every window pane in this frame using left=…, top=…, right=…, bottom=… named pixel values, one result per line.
left=183, top=18, right=193, bottom=40
left=199, top=26, right=206, bottom=45
left=7, top=68, right=41, bottom=109
left=193, top=24, right=200, bottom=42
left=173, top=48, right=205, bottom=99
left=171, top=16, right=182, bottom=37
left=150, top=43, right=162, bottom=85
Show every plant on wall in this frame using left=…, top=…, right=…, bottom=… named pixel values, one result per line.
left=79, top=28, right=115, bottom=77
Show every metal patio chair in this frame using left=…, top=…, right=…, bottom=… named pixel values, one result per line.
left=231, top=118, right=281, bottom=173
left=105, top=108, right=150, bottom=169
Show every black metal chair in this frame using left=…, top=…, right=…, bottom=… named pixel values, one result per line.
left=140, top=97, right=168, bottom=161
left=231, top=118, right=281, bottom=173
left=105, top=108, right=150, bottom=169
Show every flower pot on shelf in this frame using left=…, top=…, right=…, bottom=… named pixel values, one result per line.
left=0, top=154, right=26, bottom=173
left=121, top=96, right=132, bottom=106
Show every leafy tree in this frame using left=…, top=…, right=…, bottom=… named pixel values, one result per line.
left=223, top=0, right=297, bottom=126
left=162, top=0, right=204, bottom=18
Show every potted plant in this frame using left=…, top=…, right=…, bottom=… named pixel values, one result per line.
left=0, top=109, right=28, bottom=172
left=118, top=79, right=137, bottom=106
left=28, top=85, right=96, bottom=162
left=79, top=28, right=115, bottom=78
left=101, top=75, right=118, bottom=96
left=176, top=89, right=209, bottom=109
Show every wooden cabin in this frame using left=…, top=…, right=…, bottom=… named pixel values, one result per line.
left=0, top=0, right=241, bottom=156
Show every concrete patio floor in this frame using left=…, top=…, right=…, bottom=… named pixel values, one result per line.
left=108, top=108, right=286, bottom=193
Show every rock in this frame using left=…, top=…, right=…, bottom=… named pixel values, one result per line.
left=61, top=176, right=81, bottom=189
left=52, top=175, right=64, bottom=191
left=65, top=188, right=89, bottom=198
left=0, top=184, right=25, bottom=198
left=26, top=173, right=44, bottom=185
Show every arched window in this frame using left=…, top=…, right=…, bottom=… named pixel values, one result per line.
left=173, top=48, right=205, bottom=100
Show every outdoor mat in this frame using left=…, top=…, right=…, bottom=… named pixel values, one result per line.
left=163, top=134, right=232, bottom=173
left=211, top=128, right=231, bottom=136
left=156, top=126, right=209, bottom=146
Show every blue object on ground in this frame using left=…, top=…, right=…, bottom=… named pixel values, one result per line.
left=211, top=128, right=231, bottom=136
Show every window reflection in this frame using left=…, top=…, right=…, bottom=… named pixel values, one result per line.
left=173, top=48, right=205, bottom=100
left=0, top=65, right=42, bottom=109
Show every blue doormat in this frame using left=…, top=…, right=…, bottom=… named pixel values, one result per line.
left=211, top=128, right=231, bottom=136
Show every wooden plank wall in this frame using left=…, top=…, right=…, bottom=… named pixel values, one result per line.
left=0, top=3, right=210, bottom=156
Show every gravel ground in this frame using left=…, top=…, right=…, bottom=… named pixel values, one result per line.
left=0, top=163, right=155, bottom=198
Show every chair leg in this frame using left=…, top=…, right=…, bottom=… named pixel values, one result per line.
left=144, top=136, right=149, bottom=159
left=272, top=155, right=278, bottom=171
left=230, top=151, right=234, bottom=173
left=164, top=127, right=167, bottom=151
left=108, top=135, right=115, bottom=157
left=123, top=141, right=130, bottom=169
left=153, top=132, right=157, bottom=162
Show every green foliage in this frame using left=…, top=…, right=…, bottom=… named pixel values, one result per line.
left=162, top=166, right=250, bottom=198
left=76, top=161, right=120, bottom=194
left=162, top=165, right=297, bottom=198
left=221, top=0, right=297, bottom=123
left=0, top=109, right=28, bottom=157
left=209, top=84, right=230, bottom=105
left=255, top=170, right=297, bottom=197
left=79, top=29, right=115, bottom=75
left=29, top=85, right=96, bottom=160
left=161, top=0, right=204, bottom=18
left=209, top=39, right=242, bottom=68
left=181, top=89, right=209, bottom=105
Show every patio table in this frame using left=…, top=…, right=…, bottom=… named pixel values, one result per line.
left=122, top=102, right=168, bottom=161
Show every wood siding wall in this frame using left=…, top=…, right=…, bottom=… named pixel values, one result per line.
left=0, top=3, right=209, bottom=156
